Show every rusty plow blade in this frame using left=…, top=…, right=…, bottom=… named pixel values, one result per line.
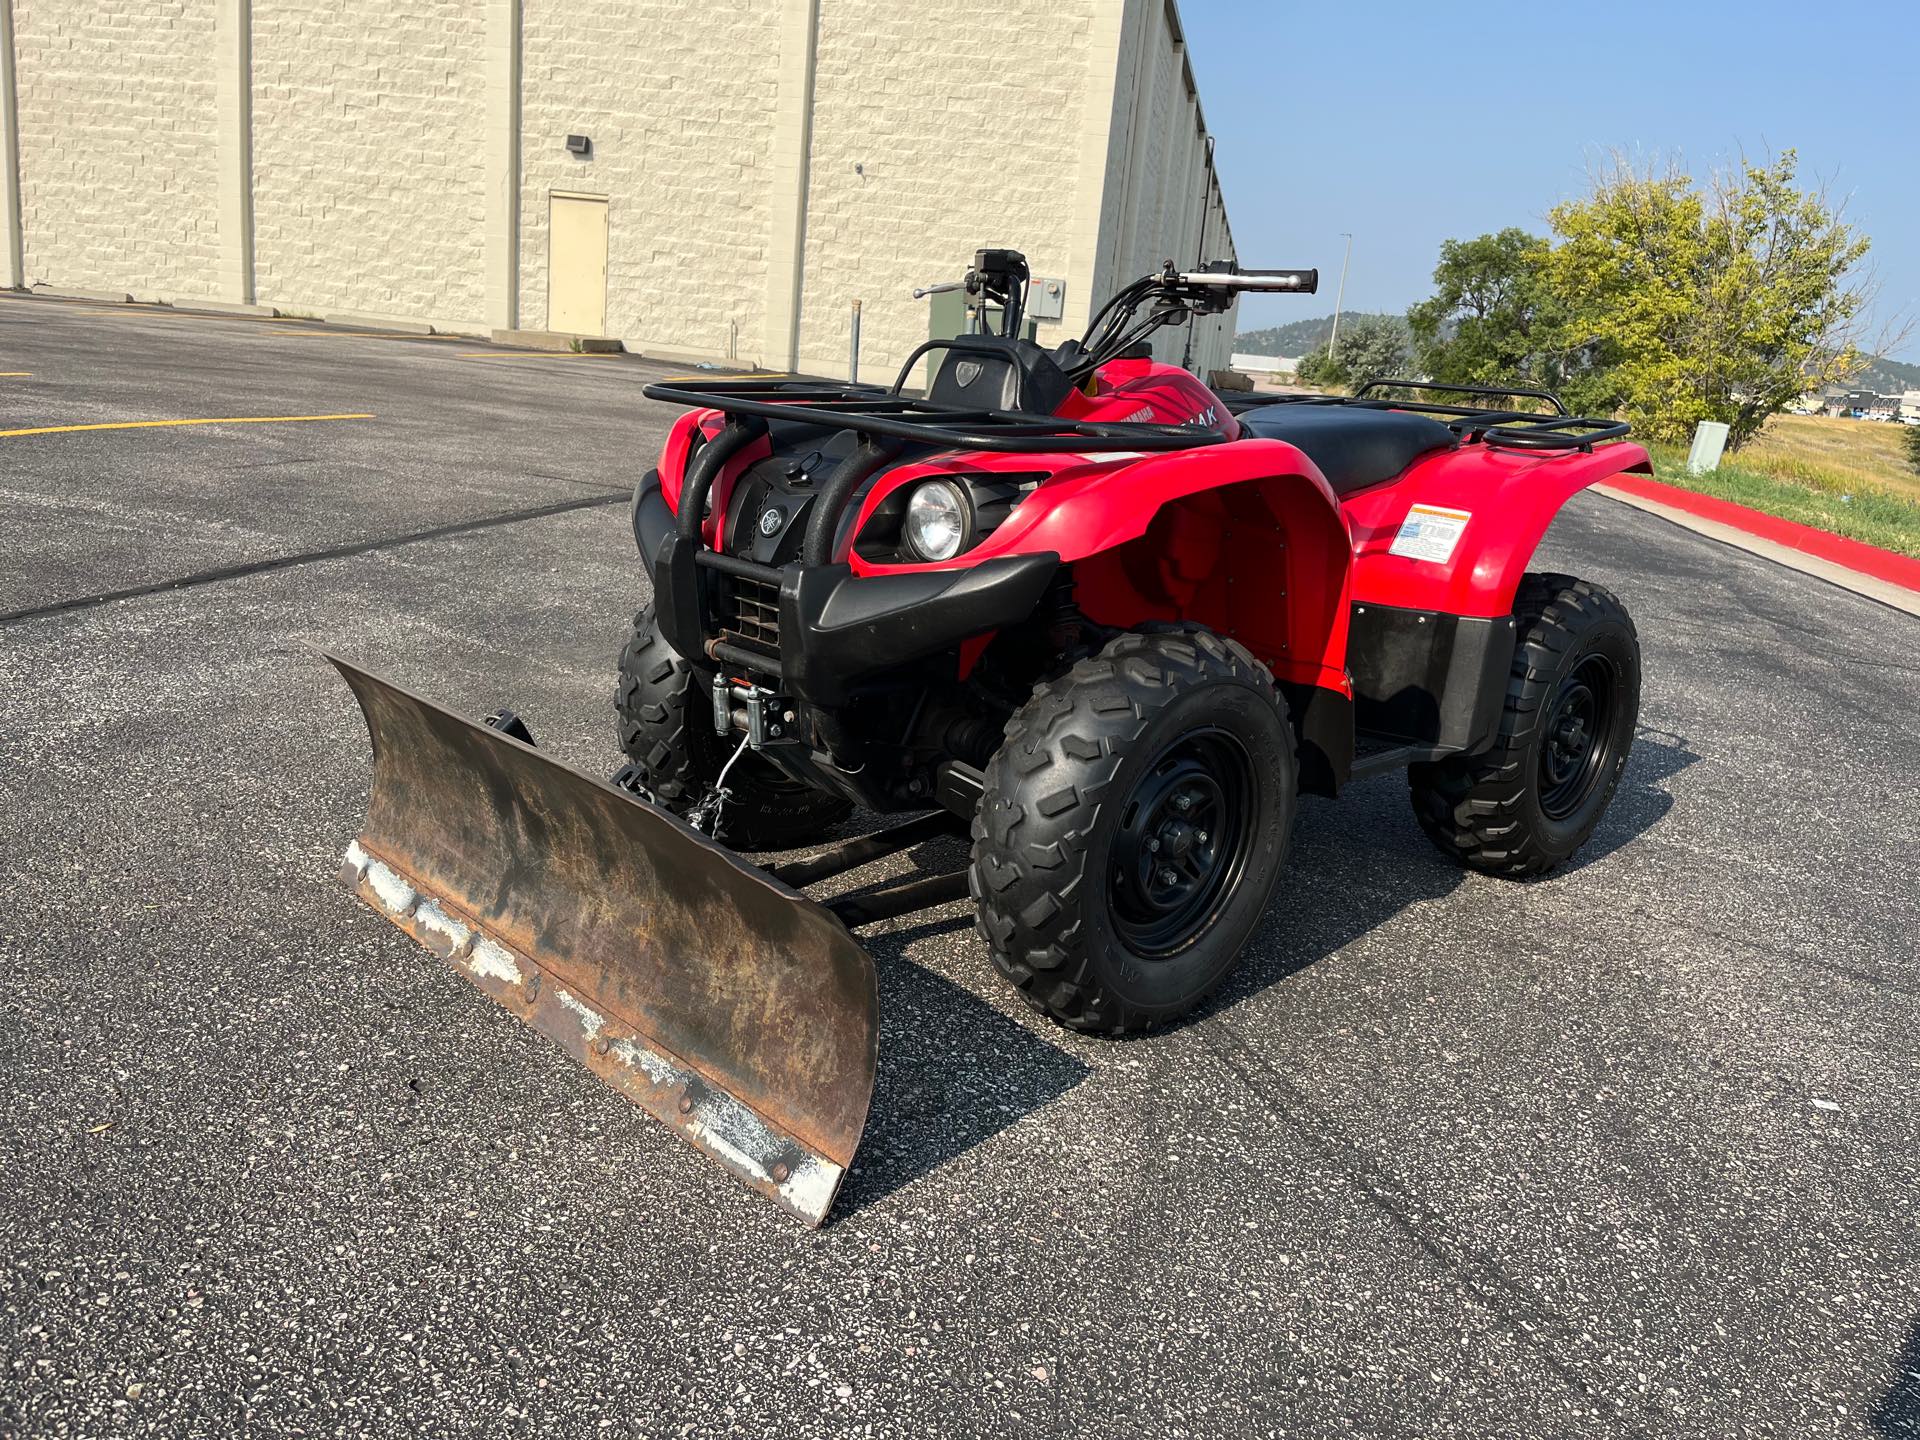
left=323, top=652, right=877, bottom=1226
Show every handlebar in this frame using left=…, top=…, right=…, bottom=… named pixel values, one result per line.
left=912, top=249, right=1031, bottom=333
left=904, top=249, right=1321, bottom=385
left=1171, top=267, right=1318, bottom=295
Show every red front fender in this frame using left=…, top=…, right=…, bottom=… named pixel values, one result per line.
left=931, top=440, right=1356, bottom=692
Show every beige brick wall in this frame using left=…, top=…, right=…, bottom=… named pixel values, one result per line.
left=516, top=0, right=781, bottom=359
left=10, top=0, right=224, bottom=301
left=249, top=0, right=489, bottom=329
left=790, top=0, right=1233, bottom=384
left=793, top=0, right=1101, bottom=383
left=0, top=0, right=1236, bottom=368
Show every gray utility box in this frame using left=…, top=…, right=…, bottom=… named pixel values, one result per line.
left=917, top=292, right=1032, bottom=391
left=1027, top=276, right=1067, bottom=322
left=1686, top=420, right=1731, bottom=475
left=925, top=288, right=1038, bottom=344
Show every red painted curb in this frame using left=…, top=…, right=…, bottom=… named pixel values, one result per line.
left=1597, top=470, right=1920, bottom=595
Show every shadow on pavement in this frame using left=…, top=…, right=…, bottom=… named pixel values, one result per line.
left=1877, top=1314, right=1920, bottom=1437
left=816, top=725, right=1700, bottom=1211
left=1563, top=723, right=1700, bottom=872
left=727, top=827, right=1089, bottom=1217
left=1186, top=722, right=1700, bottom=1023
left=837, top=927, right=1090, bottom=1213
left=1185, top=782, right=1463, bottom=1025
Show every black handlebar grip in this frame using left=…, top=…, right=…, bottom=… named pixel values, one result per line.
left=1249, top=268, right=1318, bottom=294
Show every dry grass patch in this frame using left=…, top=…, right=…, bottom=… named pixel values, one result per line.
left=1740, top=413, right=1920, bottom=505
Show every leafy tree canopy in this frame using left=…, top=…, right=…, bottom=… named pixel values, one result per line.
left=1408, top=229, right=1572, bottom=389
left=1296, top=315, right=1410, bottom=389
left=1410, top=152, right=1878, bottom=448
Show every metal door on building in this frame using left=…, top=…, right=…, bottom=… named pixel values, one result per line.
left=548, top=192, right=608, bottom=336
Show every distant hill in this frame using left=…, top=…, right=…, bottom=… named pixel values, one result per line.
left=1233, top=328, right=1920, bottom=391
left=1234, top=313, right=1407, bottom=357
left=1858, top=355, right=1920, bottom=392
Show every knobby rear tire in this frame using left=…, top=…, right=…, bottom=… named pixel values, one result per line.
left=1408, top=573, right=1640, bottom=877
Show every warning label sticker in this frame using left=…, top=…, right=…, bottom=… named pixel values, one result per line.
left=1388, top=504, right=1472, bottom=564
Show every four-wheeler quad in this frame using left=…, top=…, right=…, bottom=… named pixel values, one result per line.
left=329, top=248, right=1649, bottom=1224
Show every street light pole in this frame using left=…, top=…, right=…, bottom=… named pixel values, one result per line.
left=1327, top=232, right=1353, bottom=362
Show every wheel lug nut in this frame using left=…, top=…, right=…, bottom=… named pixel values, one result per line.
left=1196, top=830, right=1208, bottom=844
left=1158, top=867, right=1178, bottom=886
left=1147, top=838, right=1161, bottom=853
left=1174, top=794, right=1193, bottom=811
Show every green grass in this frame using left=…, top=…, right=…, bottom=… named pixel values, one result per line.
left=1646, top=442, right=1920, bottom=558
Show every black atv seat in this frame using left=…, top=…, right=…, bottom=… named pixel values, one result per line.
left=1233, top=404, right=1456, bottom=496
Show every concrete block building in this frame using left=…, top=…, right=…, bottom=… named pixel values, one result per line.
left=0, top=0, right=1237, bottom=382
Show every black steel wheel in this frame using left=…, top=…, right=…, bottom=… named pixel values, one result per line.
left=1108, top=730, right=1257, bottom=956
left=1537, top=652, right=1619, bottom=820
left=971, top=628, right=1296, bottom=1035
left=1410, top=573, right=1640, bottom=877
left=615, top=604, right=850, bottom=849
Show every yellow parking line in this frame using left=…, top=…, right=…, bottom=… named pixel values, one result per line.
left=0, top=414, right=374, bottom=439
left=268, top=329, right=459, bottom=341
left=0, top=372, right=31, bottom=377
left=455, top=350, right=623, bottom=360
left=655, top=371, right=790, bottom=381
left=62, top=307, right=278, bottom=325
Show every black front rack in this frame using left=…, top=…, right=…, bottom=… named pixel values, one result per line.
left=640, top=378, right=1227, bottom=455
left=1226, top=378, right=1631, bottom=453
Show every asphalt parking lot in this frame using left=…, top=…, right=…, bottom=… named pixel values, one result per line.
left=3, top=294, right=1918, bottom=1439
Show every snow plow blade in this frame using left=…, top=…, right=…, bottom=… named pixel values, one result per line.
left=324, top=652, right=877, bottom=1226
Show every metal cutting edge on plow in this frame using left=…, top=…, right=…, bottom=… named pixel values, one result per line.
left=323, top=652, right=965, bottom=1226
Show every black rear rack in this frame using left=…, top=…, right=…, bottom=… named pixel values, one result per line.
left=1226, top=377, right=1630, bottom=453
left=640, top=378, right=1227, bottom=455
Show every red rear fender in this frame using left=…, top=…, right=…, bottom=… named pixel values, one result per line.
left=1342, top=442, right=1654, bottom=617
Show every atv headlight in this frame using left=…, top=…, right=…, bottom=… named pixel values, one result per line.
left=902, top=480, right=970, bottom=562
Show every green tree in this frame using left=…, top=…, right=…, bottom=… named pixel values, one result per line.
left=1294, top=344, right=1335, bottom=385
left=1296, top=315, right=1409, bottom=389
left=1547, top=151, right=1871, bottom=448
left=1407, top=228, right=1597, bottom=405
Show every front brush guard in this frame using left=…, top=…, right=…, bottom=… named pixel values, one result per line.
left=325, top=652, right=893, bottom=1225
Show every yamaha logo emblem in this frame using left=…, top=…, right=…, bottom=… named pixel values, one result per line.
left=954, top=360, right=983, bottom=388
left=758, top=507, right=784, bottom=537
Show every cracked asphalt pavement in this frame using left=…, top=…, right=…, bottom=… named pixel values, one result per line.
left=3, top=295, right=1918, bottom=1438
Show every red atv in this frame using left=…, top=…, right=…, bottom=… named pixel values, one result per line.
left=622, top=248, right=1646, bottom=1032
left=329, top=247, right=1648, bottom=1223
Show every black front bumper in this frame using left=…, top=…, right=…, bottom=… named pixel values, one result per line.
left=635, top=471, right=1058, bottom=708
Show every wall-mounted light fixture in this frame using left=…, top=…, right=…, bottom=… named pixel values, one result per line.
left=565, top=134, right=592, bottom=158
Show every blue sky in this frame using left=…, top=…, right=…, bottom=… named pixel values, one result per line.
left=1182, top=1, right=1918, bottom=362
